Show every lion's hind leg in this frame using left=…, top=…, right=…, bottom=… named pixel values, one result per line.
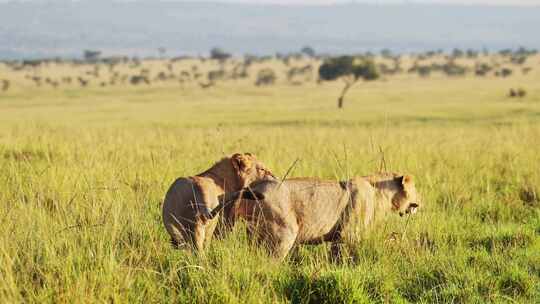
left=260, top=221, right=298, bottom=260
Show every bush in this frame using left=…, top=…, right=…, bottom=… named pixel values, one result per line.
left=255, top=68, right=277, bottom=86
left=475, top=63, right=492, bottom=77
left=1, top=79, right=9, bottom=91
left=496, top=68, right=513, bottom=78
left=208, top=70, right=226, bottom=82
left=443, top=63, right=467, bottom=77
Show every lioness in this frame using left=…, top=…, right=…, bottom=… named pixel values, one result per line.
left=162, top=153, right=275, bottom=251
left=217, top=173, right=419, bottom=259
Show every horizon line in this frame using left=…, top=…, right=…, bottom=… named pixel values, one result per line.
left=0, top=0, right=539, bottom=7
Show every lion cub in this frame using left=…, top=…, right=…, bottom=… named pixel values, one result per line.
left=162, top=153, right=275, bottom=251
left=226, top=173, right=420, bottom=259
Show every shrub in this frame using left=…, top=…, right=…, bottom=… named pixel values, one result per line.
left=255, top=68, right=277, bottom=86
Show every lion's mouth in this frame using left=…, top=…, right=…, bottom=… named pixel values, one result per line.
left=265, top=170, right=277, bottom=180
left=406, top=203, right=419, bottom=214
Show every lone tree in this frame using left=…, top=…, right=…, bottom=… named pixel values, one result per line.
left=318, top=56, right=379, bottom=108
left=300, top=46, right=316, bottom=58
left=83, top=50, right=101, bottom=63
left=210, top=47, right=231, bottom=61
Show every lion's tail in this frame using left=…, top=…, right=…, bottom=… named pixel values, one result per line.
left=190, top=177, right=222, bottom=222
left=207, top=189, right=265, bottom=220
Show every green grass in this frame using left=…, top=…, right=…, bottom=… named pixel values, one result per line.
left=1, top=61, right=540, bottom=302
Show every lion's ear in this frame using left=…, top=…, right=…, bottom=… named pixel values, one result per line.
left=402, top=175, right=414, bottom=185
left=231, top=153, right=252, bottom=173
left=398, top=174, right=414, bottom=193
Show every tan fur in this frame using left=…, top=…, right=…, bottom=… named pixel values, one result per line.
left=233, top=173, right=420, bottom=259
left=161, top=153, right=275, bottom=251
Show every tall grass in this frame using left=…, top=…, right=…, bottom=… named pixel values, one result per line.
left=1, top=61, right=539, bottom=302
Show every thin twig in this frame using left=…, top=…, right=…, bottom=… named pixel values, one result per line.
left=58, top=223, right=105, bottom=233
left=378, top=145, right=387, bottom=172
left=401, top=214, right=411, bottom=241
left=343, top=143, right=350, bottom=181
left=330, top=150, right=344, bottom=178
left=278, top=158, right=300, bottom=189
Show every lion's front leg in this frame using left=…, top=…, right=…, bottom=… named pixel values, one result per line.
left=203, top=217, right=220, bottom=249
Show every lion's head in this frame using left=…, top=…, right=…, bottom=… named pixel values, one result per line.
left=391, top=174, right=420, bottom=216
left=230, top=153, right=276, bottom=188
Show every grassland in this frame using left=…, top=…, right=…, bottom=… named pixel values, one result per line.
left=0, top=56, right=540, bottom=303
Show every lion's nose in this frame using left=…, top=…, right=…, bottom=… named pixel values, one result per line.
left=265, top=172, right=277, bottom=180
left=406, top=202, right=419, bottom=214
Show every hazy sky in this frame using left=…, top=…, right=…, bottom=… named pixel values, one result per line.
left=0, top=0, right=539, bottom=4
left=200, top=0, right=540, bottom=5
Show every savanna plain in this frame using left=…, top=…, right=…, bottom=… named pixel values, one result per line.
left=0, top=54, right=539, bottom=303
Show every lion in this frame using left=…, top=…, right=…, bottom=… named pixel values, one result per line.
left=162, top=153, right=275, bottom=251
left=216, top=173, right=420, bottom=259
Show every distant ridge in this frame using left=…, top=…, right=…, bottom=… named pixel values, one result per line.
left=0, top=1, right=539, bottom=59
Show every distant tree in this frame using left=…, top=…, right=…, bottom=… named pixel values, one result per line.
left=510, top=56, right=527, bottom=65
left=22, top=60, right=42, bottom=68
left=522, top=67, right=532, bottom=75
left=300, top=46, right=316, bottom=58
left=244, top=54, right=258, bottom=66
left=231, top=64, right=248, bottom=79
left=1, top=80, right=9, bottom=91
left=377, top=63, right=391, bottom=75
left=475, top=63, right=492, bottom=77
left=210, top=47, right=231, bottom=61
left=508, top=88, right=527, bottom=98
left=282, top=55, right=292, bottom=66
left=255, top=68, right=277, bottom=86
left=380, top=49, right=393, bottom=58
left=158, top=47, right=167, bottom=58
left=78, top=77, right=89, bottom=87
left=199, top=81, right=214, bottom=89
left=515, top=46, right=537, bottom=56
left=442, top=63, right=467, bottom=77
left=318, top=56, right=379, bottom=108
left=83, top=50, right=101, bottom=62
left=499, top=49, right=513, bottom=57
left=499, top=68, right=513, bottom=78
left=208, top=69, right=226, bottom=82
left=155, top=71, right=168, bottom=82
left=129, top=75, right=150, bottom=85
left=391, top=57, right=403, bottom=73
left=451, top=48, right=464, bottom=58
left=417, top=66, right=432, bottom=78
left=425, top=50, right=437, bottom=57
left=287, top=64, right=314, bottom=83
left=466, top=49, right=478, bottom=58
